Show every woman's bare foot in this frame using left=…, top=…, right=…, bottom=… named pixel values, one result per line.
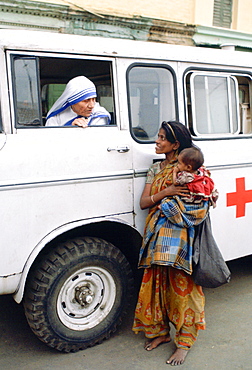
left=166, top=348, right=188, bottom=366
left=144, top=335, right=171, bottom=351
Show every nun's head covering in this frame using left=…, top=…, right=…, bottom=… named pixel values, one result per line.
left=46, top=76, right=97, bottom=120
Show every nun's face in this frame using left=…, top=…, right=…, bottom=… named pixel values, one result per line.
left=71, top=98, right=96, bottom=117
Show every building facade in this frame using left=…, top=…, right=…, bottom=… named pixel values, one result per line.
left=0, top=0, right=251, bottom=50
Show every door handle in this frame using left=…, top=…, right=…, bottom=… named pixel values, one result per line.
left=107, top=146, right=130, bottom=153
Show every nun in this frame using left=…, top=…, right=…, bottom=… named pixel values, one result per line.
left=46, top=75, right=111, bottom=127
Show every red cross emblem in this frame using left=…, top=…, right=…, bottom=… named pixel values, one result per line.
left=227, top=177, right=252, bottom=218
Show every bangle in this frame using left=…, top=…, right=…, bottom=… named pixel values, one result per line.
left=151, top=195, right=155, bottom=204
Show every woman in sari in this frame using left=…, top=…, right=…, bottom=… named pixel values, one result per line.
left=46, top=75, right=110, bottom=127
left=132, top=121, right=210, bottom=366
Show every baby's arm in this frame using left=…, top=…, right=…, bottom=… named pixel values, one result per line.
left=172, top=166, right=180, bottom=184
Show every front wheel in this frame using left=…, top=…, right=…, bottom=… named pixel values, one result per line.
left=23, top=237, right=134, bottom=352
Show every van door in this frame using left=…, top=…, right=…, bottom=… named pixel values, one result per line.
left=0, top=52, right=133, bottom=277
left=184, top=68, right=252, bottom=260
left=123, top=61, right=179, bottom=233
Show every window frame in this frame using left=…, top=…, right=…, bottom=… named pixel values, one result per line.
left=126, top=62, right=178, bottom=143
left=11, top=55, right=42, bottom=128
left=8, top=51, right=117, bottom=129
left=184, top=67, right=252, bottom=140
left=190, top=72, right=240, bottom=136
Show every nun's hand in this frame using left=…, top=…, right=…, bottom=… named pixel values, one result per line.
left=72, top=117, right=88, bottom=127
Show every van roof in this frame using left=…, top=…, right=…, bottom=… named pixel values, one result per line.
left=1, top=28, right=252, bottom=69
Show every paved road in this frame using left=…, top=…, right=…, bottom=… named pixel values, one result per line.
left=0, top=256, right=252, bottom=370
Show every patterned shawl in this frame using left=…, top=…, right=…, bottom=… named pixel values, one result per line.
left=144, top=158, right=177, bottom=229
left=139, top=159, right=210, bottom=274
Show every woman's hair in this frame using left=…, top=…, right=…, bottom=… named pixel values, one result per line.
left=179, top=147, right=204, bottom=171
left=161, top=121, right=192, bottom=153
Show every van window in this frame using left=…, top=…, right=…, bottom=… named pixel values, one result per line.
left=0, top=105, right=3, bottom=132
left=186, top=71, right=252, bottom=137
left=11, top=55, right=115, bottom=127
left=45, top=84, right=66, bottom=112
left=127, top=65, right=177, bottom=142
left=12, top=57, right=41, bottom=127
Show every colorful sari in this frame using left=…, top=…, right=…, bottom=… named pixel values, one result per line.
left=132, top=159, right=208, bottom=350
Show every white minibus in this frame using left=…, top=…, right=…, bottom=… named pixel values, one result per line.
left=0, top=28, right=251, bottom=352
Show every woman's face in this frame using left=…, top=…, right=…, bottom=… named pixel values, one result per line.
left=71, top=98, right=96, bottom=117
left=155, top=128, right=178, bottom=154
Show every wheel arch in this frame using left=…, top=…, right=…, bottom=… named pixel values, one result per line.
left=14, top=217, right=142, bottom=303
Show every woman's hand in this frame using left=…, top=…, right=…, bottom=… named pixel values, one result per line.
left=164, top=184, right=189, bottom=197
left=140, top=183, right=189, bottom=210
left=72, top=117, right=89, bottom=127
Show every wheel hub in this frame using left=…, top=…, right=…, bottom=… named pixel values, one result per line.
left=57, top=266, right=116, bottom=331
left=75, top=284, right=94, bottom=306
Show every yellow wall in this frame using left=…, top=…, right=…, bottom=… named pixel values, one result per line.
left=39, top=0, right=195, bottom=22
left=232, top=0, right=252, bottom=33
left=38, top=0, right=252, bottom=33
left=194, top=0, right=214, bottom=25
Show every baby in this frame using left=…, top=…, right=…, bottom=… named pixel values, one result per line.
left=173, top=147, right=218, bottom=206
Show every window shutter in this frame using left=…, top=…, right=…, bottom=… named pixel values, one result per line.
left=213, top=0, right=233, bottom=28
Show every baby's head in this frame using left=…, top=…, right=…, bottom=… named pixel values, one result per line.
left=177, top=147, right=204, bottom=173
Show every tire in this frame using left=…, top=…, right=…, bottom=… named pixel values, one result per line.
left=23, top=237, right=134, bottom=352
